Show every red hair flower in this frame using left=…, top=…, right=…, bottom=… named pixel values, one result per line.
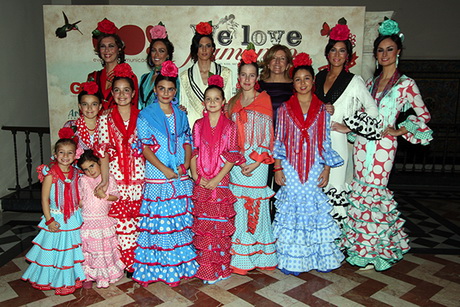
left=160, top=61, right=178, bottom=77
left=95, top=18, right=118, bottom=35
left=150, top=24, right=167, bottom=40
left=113, top=63, right=135, bottom=79
left=58, top=127, right=76, bottom=140
left=195, top=21, right=213, bottom=35
left=241, top=49, right=258, bottom=64
left=293, top=52, right=313, bottom=68
left=330, top=24, right=351, bottom=41
left=208, top=75, right=224, bottom=88
left=81, top=81, right=99, bottom=95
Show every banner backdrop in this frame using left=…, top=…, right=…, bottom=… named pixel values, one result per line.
left=43, top=5, right=366, bottom=144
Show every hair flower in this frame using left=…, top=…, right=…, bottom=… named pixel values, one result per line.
left=195, top=21, right=213, bottom=35
left=81, top=81, right=99, bottom=95
left=241, top=49, right=258, bottom=64
left=293, top=52, right=313, bottom=68
left=58, top=127, right=76, bottom=140
left=75, top=147, right=84, bottom=159
left=160, top=60, right=178, bottom=77
left=330, top=24, right=351, bottom=41
left=92, top=18, right=118, bottom=36
left=113, top=63, right=135, bottom=79
left=208, top=75, right=224, bottom=88
left=379, top=18, right=401, bottom=36
left=150, top=24, right=167, bottom=40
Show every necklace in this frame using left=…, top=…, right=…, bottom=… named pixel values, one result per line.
left=164, top=109, right=177, bottom=155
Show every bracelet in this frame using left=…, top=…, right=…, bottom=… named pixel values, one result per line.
left=179, top=164, right=187, bottom=174
left=195, top=176, right=201, bottom=185
left=45, top=217, right=55, bottom=226
left=273, top=167, right=283, bottom=172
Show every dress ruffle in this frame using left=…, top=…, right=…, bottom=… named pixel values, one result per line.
left=342, top=179, right=410, bottom=271
left=399, top=115, right=433, bottom=145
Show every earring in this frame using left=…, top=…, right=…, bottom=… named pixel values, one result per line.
left=375, top=60, right=379, bottom=70
left=396, top=54, right=399, bottom=67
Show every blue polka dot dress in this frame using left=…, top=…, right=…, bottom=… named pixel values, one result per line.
left=273, top=96, right=344, bottom=275
left=133, top=103, right=198, bottom=287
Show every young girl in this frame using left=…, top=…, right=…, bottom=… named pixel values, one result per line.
left=227, top=48, right=278, bottom=275
left=273, top=53, right=344, bottom=275
left=77, top=150, right=125, bottom=289
left=22, top=130, right=85, bottom=295
left=64, top=81, right=102, bottom=150
left=133, top=61, right=198, bottom=287
left=95, top=63, right=145, bottom=274
left=190, top=75, right=244, bottom=284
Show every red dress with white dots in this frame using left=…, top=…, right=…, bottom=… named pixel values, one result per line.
left=95, top=107, right=145, bottom=272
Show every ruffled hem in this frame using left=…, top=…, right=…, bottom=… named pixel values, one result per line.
left=132, top=262, right=197, bottom=287
left=109, top=199, right=141, bottom=219
left=192, top=219, right=235, bottom=238
left=82, top=235, right=120, bottom=254
left=134, top=241, right=197, bottom=267
left=398, top=115, right=433, bottom=145
left=83, top=259, right=125, bottom=288
left=136, top=229, right=194, bottom=250
left=230, top=250, right=278, bottom=273
left=195, top=261, right=233, bottom=281
left=342, top=179, right=410, bottom=270
left=142, top=177, right=193, bottom=203
left=324, top=187, right=350, bottom=229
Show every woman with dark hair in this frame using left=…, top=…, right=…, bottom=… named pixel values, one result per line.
left=180, top=21, right=232, bottom=127
left=138, top=23, right=179, bottom=109
left=88, top=18, right=138, bottom=110
left=315, top=19, right=379, bottom=231
left=342, top=18, right=433, bottom=271
left=258, top=44, right=294, bottom=114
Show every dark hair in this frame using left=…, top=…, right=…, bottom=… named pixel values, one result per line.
left=78, top=91, right=102, bottom=104
left=204, top=85, right=225, bottom=100
left=260, top=44, right=293, bottom=81
left=95, top=33, right=125, bottom=66
left=77, top=149, right=100, bottom=169
left=154, top=74, right=178, bottom=88
left=112, top=76, right=135, bottom=91
left=292, top=65, right=315, bottom=79
left=147, top=38, right=175, bottom=68
left=373, top=34, right=404, bottom=76
left=190, top=33, right=216, bottom=63
left=54, top=138, right=77, bottom=154
left=324, top=39, right=353, bottom=62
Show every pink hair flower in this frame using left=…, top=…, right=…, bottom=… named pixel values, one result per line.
left=150, top=24, right=167, bottom=40
left=160, top=60, right=178, bottom=78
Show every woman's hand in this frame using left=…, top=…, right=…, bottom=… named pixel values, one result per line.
left=274, top=170, right=286, bottom=186
left=325, top=103, right=334, bottom=115
left=48, top=220, right=60, bottom=232
left=163, top=167, right=179, bottom=180
left=317, top=166, right=330, bottom=188
left=178, top=105, right=188, bottom=114
left=382, top=125, right=407, bottom=137
left=242, top=162, right=261, bottom=177
left=95, top=181, right=108, bottom=196
left=331, top=121, right=351, bottom=134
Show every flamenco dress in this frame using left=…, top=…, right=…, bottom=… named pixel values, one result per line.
left=191, top=112, right=245, bottom=282
left=273, top=94, right=344, bottom=275
left=22, top=164, right=85, bottom=295
left=133, top=102, right=198, bottom=287
left=79, top=174, right=125, bottom=288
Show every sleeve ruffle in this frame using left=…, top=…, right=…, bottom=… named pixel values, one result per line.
left=398, top=115, right=433, bottom=145
left=347, top=132, right=357, bottom=143
left=93, top=142, right=112, bottom=158
left=344, top=111, right=382, bottom=140
left=249, top=150, right=274, bottom=164
left=273, top=140, right=286, bottom=160
left=222, top=150, right=246, bottom=166
left=322, top=147, right=344, bottom=168
left=136, top=135, right=161, bottom=154
left=36, top=164, right=50, bottom=183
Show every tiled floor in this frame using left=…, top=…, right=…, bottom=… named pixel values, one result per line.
left=1, top=189, right=459, bottom=306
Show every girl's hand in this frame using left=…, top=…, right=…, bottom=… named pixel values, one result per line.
left=274, top=170, right=286, bottom=186
left=102, top=108, right=113, bottom=116
left=163, top=167, right=179, bottom=180
left=95, top=181, right=108, bottom=195
left=94, top=188, right=106, bottom=199
left=325, top=103, right=334, bottom=115
left=331, top=121, right=351, bottom=134
left=318, top=167, right=330, bottom=188
left=204, top=178, right=219, bottom=190
left=242, top=162, right=261, bottom=177
left=199, top=177, right=209, bottom=188
left=48, top=220, right=60, bottom=232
